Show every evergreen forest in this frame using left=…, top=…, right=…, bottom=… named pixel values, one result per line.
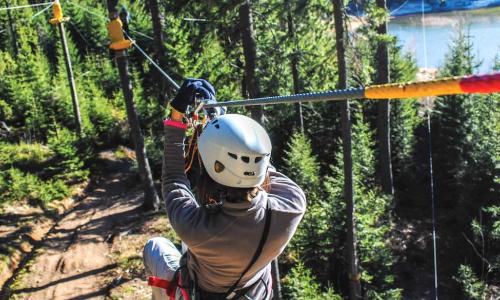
left=0, top=0, right=498, bottom=299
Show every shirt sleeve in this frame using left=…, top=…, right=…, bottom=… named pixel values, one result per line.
left=267, top=169, right=307, bottom=214
left=162, top=125, right=204, bottom=245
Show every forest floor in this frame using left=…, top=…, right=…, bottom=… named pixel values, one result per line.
left=0, top=149, right=176, bottom=300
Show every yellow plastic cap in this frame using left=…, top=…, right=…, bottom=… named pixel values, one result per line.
left=49, top=1, right=66, bottom=25
left=107, top=19, right=132, bottom=50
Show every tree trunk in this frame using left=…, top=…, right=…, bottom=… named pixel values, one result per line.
left=107, top=1, right=160, bottom=211
left=375, top=0, right=394, bottom=196
left=239, top=0, right=263, bottom=124
left=5, top=0, right=18, bottom=57
left=271, top=258, right=283, bottom=300
left=332, top=0, right=362, bottom=298
left=286, top=6, right=304, bottom=133
left=149, top=0, right=171, bottom=104
left=57, top=22, right=83, bottom=136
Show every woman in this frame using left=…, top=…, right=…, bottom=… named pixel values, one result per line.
left=143, top=79, right=306, bottom=300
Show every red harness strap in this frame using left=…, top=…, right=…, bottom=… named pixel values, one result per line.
left=148, top=276, right=191, bottom=300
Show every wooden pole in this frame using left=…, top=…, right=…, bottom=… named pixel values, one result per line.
left=106, top=1, right=160, bottom=211
left=57, top=21, right=83, bottom=136
left=375, top=0, right=394, bottom=195
left=332, top=0, right=362, bottom=298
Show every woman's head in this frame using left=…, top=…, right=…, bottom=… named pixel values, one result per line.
left=197, top=114, right=272, bottom=188
left=196, top=165, right=271, bottom=207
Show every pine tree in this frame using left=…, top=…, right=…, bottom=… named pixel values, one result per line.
left=429, top=30, right=476, bottom=208
left=283, top=132, right=337, bottom=289
left=327, top=112, right=401, bottom=298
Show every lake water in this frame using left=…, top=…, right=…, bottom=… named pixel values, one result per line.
left=388, top=7, right=500, bottom=72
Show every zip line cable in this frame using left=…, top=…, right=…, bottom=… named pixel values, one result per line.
left=202, top=73, right=499, bottom=108
left=0, top=2, right=52, bottom=12
left=421, top=0, right=439, bottom=298
left=65, top=0, right=107, bottom=20
left=124, top=31, right=180, bottom=90
left=31, top=3, right=54, bottom=19
left=129, top=28, right=154, bottom=40
left=390, top=0, right=411, bottom=16
left=65, top=1, right=153, bottom=41
left=65, top=1, right=180, bottom=90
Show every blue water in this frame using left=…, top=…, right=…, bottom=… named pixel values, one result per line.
left=388, top=8, right=500, bottom=72
left=349, top=0, right=500, bottom=16
left=389, top=0, right=500, bottom=16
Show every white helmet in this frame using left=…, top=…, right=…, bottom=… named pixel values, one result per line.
left=198, top=114, right=271, bottom=188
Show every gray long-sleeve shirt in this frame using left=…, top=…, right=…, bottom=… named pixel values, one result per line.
left=162, top=125, right=306, bottom=299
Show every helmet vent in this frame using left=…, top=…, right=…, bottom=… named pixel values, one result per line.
left=228, top=152, right=237, bottom=159
left=255, top=157, right=262, bottom=163
left=241, top=156, right=250, bottom=163
left=215, top=124, right=220, bottom=129
left=244, top=171, right=255, bottom=176
left=214, top=161, right=225, bottom=173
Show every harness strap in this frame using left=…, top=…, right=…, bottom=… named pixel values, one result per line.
left=224, top=200, right=272, bottom=299
left=148, top=275, right=190, bottom=300
left=148, top=276, right=170, bottom=290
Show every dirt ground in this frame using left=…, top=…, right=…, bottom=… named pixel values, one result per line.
left=0, top=150, right=177, bottom=300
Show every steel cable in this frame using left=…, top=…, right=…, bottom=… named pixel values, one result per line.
left=420, top=0, right=439, bottom=299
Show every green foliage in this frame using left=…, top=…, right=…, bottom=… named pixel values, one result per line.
left=0, top=142, right=52, bottom=170
left=0, top=141, right=67, bottom=207
left=0, top=98, right=13, bottom=121
left=0, top=168, right=69, bottom=206
left=284, top=115, right=399, bottom=296
left=47, top=128, right=89, bottom=182
left=282, top=262, right=341, bottom=300
left=460, top=204, right=500, bottom=296
left=484, top=206, right=500, bottom=241
left=454, top=265, right=487, bottom=300
left=283, top=132, right=321, bottom=196
left=411, top=28, right=499, bottom=296
left=284, top=132, right=334, bottom=280
left=144, top=135, right=163, bottom=177
left=316, top=112, right=400, bottom=296
left=422, top=29, right=496, bottom=209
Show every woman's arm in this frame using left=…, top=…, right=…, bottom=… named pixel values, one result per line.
left=162, top=78, right=216, bottom=245
left=162, top=118, right=203, bottom=244
left=267, top=169, right=307, bottom=213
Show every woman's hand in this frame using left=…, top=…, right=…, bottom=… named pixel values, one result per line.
left=170, top=79, right=216, bottom=116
